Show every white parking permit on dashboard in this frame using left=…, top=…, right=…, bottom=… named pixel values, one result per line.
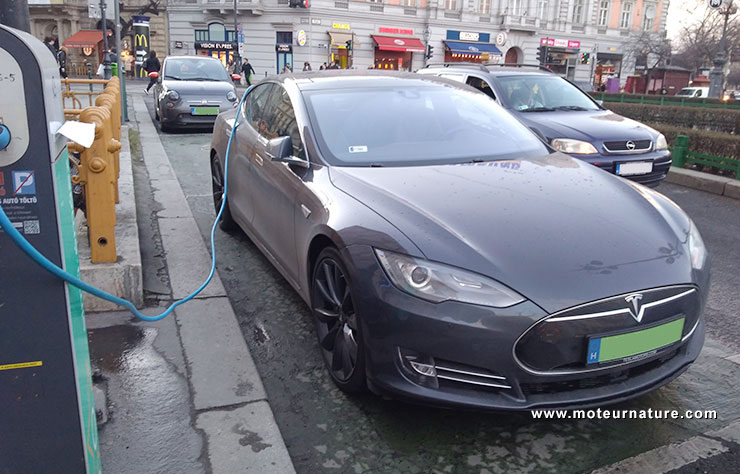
left=349, top=146, right=368, bottom=153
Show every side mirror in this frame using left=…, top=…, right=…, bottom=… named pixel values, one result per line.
left=266, top=136, right=309, bottom=168
left=231, top=74, right=242, bottom=81
left=148, top=71, right=159, bottom=79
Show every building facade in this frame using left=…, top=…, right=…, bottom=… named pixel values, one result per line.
left=167, top=0, right=666, bottom=86
left=28, top=0, right=169, bottom=76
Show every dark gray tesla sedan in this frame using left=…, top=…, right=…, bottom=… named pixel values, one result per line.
left=210, top=72, right=710, bottom=410
left=152, top=55, right=239, bottom=131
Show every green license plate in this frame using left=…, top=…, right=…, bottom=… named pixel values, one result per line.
left=586, top=317, right=685, bottom=365
left=190, top=107, right=220, bottom=116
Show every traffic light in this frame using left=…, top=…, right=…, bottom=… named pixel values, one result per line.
left=426, top=44, right=434, bottom=60
left=536, top=45, right=547, bottom=65
left=345, top=40, right=352, bottom=50
left=580, top=52, right=591, bottom=65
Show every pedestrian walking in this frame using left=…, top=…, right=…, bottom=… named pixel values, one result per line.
left=281, top=63, right=292, bottom=74
left=57, top=46, right=68, bottom=78
left=328, top=60, right=340, bottom=69
left=143, top=50, right=161, bottom=94
left=303, top=62, right=312, bottom=71
left=44, top=37, right=57, bottom=60
left=319, top=62, right=327, bottom=70
left=241, top=58, right=255, bottom=86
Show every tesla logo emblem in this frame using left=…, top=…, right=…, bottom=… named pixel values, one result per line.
left=625, top=293, right=644, bottom=322
left=626, top=140, right=636, bottom=151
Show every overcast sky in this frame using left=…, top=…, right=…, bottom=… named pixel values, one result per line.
left=666, top=0, right=714, bottom=42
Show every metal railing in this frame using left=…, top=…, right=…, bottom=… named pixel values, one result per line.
left=672, top=135, right=740, bottom=179
left=594, top=92, right=740, bottom=110
left=65, top=77, right=122, bottom=263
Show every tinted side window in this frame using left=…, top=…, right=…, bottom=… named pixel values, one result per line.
left=266, top=86, right=305, bottom=159
left=243, top=83, right=275, bottom=136
left=695, top=90, right=702, bottom=97
left=465, top=76, right=496, bottom=100
left=438, top=73, right=466, bottom=83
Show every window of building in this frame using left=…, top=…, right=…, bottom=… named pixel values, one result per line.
left=445, top=0, right=457, bottom=9
left=598, top=0, right=609, bottom=26
left=195, top=24, right=235, bottom=42
left=479, top=0, right=490, bottom=14
left=620, top=2, right=633, bottom=28
left=643, top=5, right=655, bottom=30
left=572, top=0, right=584, bottom=22
left=510, top=0, right=522, bottom=15
left=276, top=31, right=293, bottom=44
left=538, top=0, right=549, bottom=19
left=401, top=0, right=416, bottom=5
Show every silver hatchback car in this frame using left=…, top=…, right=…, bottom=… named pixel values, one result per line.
left=152, top=55, right=239, bottom=131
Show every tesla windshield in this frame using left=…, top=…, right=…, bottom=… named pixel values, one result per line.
left=304, top=85, right=549, bottom=166
left=163, top=58, right=230, bottom=82
left=496, top=75, right=601, bottom=112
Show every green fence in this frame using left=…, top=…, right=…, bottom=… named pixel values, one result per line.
left=672, top=135, right=740, bottom=179
left=594, top=92, right=740, bottom=110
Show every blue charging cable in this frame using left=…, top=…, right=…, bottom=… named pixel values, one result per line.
left=0, top=87, right=250, bottom=322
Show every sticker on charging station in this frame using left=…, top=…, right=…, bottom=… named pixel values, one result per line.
left=0, top=360, right=43, bottom=371
left=0, top=171, right=5, bottom=196
left=12, top=170, right=36, bottom=195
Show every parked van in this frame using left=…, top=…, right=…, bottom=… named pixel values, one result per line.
left=676, top=87, right=710, bottom=98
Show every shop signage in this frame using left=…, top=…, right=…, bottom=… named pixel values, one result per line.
left=495, top=32, right=507, bottom=46
left=393, top=39, right=406, bottom=45
left=311, top=18, right=321, bottom=24
left=297, top=30, right=307, bottom=46
left=195, top=41, right=235, bottom=50
left=540, top=38, right=581, bottom=49
left=379, top=27, right=414, bottom=35
left=300, top=17, right=309, bottom=24
left=174, top=40, right=184, bottom=49
left=459, top=31, right=480, bottom=41
left=276, top=44, right=292, bottom=52
left=332, top=22, right=350, bottom=30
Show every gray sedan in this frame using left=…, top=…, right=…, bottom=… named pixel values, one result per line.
left=152, top=56, right=239, bottom=131
left=210, top=71, right=709, bottom=410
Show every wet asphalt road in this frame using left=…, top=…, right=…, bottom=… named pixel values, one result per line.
left=146, top=104, right=740, bottom=474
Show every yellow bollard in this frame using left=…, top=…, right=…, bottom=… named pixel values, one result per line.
left=77, top=106, right=120, bottom=263
left=95, top=93, right=121, bottom=203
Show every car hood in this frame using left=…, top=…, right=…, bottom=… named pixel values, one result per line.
left=329, top=154, right=693, bottom=313
left=162, top=79, right=234, bottom=95
left=516, top=109, right=657, bottom=143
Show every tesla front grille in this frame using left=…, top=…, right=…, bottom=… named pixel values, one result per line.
left=603, top=140, right=652, bottom=154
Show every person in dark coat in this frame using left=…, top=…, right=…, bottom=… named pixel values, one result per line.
left=44, top=37, right=57, bottom=60
left=241, top=58, right=255, bottom=86
left=57, top=46, right=68, bottom=78
left=143, top=50, right=161, bottom=94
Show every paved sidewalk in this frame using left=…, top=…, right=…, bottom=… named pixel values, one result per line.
left=90, top=83, right=295, bottom=474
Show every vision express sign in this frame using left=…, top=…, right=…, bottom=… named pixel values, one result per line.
left=195, top=41, right=235, bottom=50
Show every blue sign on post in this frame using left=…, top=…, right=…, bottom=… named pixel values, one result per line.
left=238, top=33, right=245, bottom=43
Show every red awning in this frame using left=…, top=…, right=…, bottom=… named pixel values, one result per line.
left=372, top=35, right=426, bottom=53
left=63, top=30, right=104, bottom=48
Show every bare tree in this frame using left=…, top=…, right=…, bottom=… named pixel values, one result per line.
left=624, top=31, right=672, bottom=92
left=672, top=2, right=740, bottom=73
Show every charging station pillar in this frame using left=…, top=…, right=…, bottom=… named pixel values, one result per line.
left=0, top=25, right=102, bottom=474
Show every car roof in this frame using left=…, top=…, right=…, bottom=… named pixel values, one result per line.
left=422, top=64, right=555, bottom=77
left=269, top=70, right=470, bottom=91
left=164, top=55, right=222, bottom=62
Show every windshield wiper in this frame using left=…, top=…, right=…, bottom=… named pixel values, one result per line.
left=555, top=105, right=590, bottom=111
left=520, top=107, right=556, bottom=112
left=164, top=75, right=182, bottom=80
left=191, top=77, right=221, bottom=81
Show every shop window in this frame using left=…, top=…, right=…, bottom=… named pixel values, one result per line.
left=195, top=30, right=208, bottom=41
left=509, top=0, right=522, bottom=15
left=598, top=0, right=609, bottom=26
left=572, top=0, right=584, bottom=23
left=619, top=2, right=632, bottom=29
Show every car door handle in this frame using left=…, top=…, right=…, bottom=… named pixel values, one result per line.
left=254, top=153, right=264, bottom=166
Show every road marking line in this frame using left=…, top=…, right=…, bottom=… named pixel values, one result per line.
left=590, top=436, right=728, bottom=474
left=725, top=354, right=740, bottom=365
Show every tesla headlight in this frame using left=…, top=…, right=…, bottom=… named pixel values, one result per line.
left=226, top=91, right=237, bottom=102
left=375, top=249, right=525, bottom=308
left=687, top=220, right=707, bottom=270
left=551, top=138, right=599, bottom=155
left=655, top=133, right=668, bottom=150
left=166, top=90, right=180, bottom=101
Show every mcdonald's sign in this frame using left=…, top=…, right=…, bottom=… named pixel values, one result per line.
left=134, top=34, right=148, bottom=48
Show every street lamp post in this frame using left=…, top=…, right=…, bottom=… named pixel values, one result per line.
left=100, top=0, right=111, bottom=79
left=233, top=0, right=240, bottom=72
left=708, top=0, right=736, bottom=98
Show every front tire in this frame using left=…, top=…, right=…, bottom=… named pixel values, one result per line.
left=311, top=247, right=367, bottom=393
left=210, top=153, right=238, bottom=232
